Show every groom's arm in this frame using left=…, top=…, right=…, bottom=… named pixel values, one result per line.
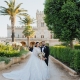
left=46, top=46, right=50, bottom=56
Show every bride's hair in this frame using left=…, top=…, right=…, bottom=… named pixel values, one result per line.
left=35, top=42, right=39, bottom=47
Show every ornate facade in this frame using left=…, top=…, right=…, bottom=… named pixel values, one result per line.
left=6, top=10, right=61, bottom=46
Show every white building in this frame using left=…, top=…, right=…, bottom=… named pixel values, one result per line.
left=6, top=10, right=61, bottom=46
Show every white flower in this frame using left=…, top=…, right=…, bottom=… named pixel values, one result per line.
left=38, top=52, right=45, bottom=59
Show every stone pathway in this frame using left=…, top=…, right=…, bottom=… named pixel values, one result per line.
left=49, top=56, right=79, bottom=80
left=0, top=55, right=79, bottom=80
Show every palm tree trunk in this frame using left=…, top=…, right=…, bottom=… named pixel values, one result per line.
left=70, top=40, right=74, bottom=49
left=11, top=16, right=15, bottom=42
left=27, top=37, right=30, bottom=47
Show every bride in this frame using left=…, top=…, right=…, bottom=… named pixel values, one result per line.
left=2, top=42, right=48, bottom=80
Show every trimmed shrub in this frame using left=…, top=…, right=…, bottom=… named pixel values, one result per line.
left=50, top=46, right=73, bottom=66
left=74, top=44, right=80, bottom=49
left=70, top=50, right=80, bottom=72
left=50, top=46, right=80, bottom=72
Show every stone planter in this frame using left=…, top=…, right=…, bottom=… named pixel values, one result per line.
left=21, top=54, right=26, bottom=59
left=0, top=61, right=5, bottom=70
left=11, top=57, right=21, bottom=64
left=5, top=60, right=13, bottom=68
left=0, top=52, right=30, bottom=70
left=21, top=53, right=28, bottom=59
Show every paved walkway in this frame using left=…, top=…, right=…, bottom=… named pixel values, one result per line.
left=0, top=54, right=79, bottom=80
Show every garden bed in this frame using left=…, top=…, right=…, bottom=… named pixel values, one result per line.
left=0, top=52, right=30, bottom=70
left=50, top=46, right=80, bottom=74
left=50, top=55, right=78, bottom=76
left=0, top=43, right=30, bottom=70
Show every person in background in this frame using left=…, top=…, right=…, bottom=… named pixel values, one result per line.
left=29, top=42, right=35, bottom=52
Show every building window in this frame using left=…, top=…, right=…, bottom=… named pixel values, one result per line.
left=18, top=34, right=19, bottom=38
left=41, top=22, right=44, bottom=27
left=41, top=35, right=44, bottom=38
left=34, top=35, right=36, bottom=38
left=11, top=34, right=15, bottom=38
left=22, top=35, right=25, bottom=38
left=51, top=35, right=52, bottom=39
left=43, top=35, right=44, bottom=38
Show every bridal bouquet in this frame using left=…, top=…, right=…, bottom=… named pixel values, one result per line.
left=38, top=52, right=45, bottom=59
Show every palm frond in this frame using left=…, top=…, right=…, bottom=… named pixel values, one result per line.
left=15, top=9, right=27, bottom=14
left=19, top=15, right=34, bottom=26
left=18, top=13, right=27, bottom=16
left=13, top=0, right=15, bottom=8
left=4, top=1, right=11, bottom=7
left=0, top=6, right=9, bottom=15
left=0, top=0, right=27, bottom=19
left=18, top=9, right=27, bottom=12
left=14, top=3, right=23, bottom=12
left=0, top=6, right=7, bottom=10
left=0, top=13, right=9, bottom=15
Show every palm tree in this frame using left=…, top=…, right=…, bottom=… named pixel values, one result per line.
left=0, top=0, right=27, bottom=42
left=20, top=15, right=35, bottom=47
left=20, top=15, right=35, bottom=26
left=23, top=26, right=35, bottom=47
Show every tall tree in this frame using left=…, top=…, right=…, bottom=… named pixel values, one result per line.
left=23, top=26, right=35, bottom=47
left=20, top=15, right=35, bottom=47
left=0, top=0, right=27, bottom=42
left=44, top=0, right=80, bottom=48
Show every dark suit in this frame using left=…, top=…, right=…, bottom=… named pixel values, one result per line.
left=29, top=47, right=33, bottom=52
left=40, top=46, right=50, bottom=66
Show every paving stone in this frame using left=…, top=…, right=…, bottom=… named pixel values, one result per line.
left=0, top=56, right=79, bottom=80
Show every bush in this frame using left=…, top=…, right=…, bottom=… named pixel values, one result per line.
left=0, top=44, right=29, bottom=64
left=0, top=44, right=28, bottom=57
left=50, top=46, right=80, bottom=72
left=70, top=50, right=80, bottom=72
left=0, top=57, right=10, bottom=64
left=50, top=46, right=73, bottom=66
left=74, top=44, right=80, bottom=49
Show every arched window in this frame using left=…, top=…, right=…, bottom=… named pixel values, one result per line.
left=43, top=35, right=44, bottom=38
left=34, top=35, right=36, bottom=38
left=41, top=35, right=44, bottom=38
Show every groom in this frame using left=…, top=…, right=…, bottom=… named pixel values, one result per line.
left=40, top=41, right=50, bottom=66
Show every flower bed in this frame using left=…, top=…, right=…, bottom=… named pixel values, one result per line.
left=0, top=43, right=29, bottom=64
left=50, top=46, right=80, bottom=73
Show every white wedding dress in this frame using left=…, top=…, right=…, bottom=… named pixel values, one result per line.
left=2, top=47, right=48, bottom=80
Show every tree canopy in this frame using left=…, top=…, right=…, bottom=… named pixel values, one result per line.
left=44, top=0, right=80, bottom=48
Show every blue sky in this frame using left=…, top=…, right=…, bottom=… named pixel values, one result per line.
left=0, top=0, right=45, bottom=37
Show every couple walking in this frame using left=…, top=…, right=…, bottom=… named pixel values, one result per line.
left=2, top=41, right=50, bottom=80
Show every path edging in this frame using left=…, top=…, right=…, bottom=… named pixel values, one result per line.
left=50, top=55, right=78, bottom=76
left=0, top=52, right=30, bottom=70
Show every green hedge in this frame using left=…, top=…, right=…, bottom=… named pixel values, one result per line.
left=0, top=44, right=29, bottom=64
left=0, top=44, right=28, bottom=57
left=50, top=46, right=80, bottom=72
left=74, top=44, right=80, bottom=49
